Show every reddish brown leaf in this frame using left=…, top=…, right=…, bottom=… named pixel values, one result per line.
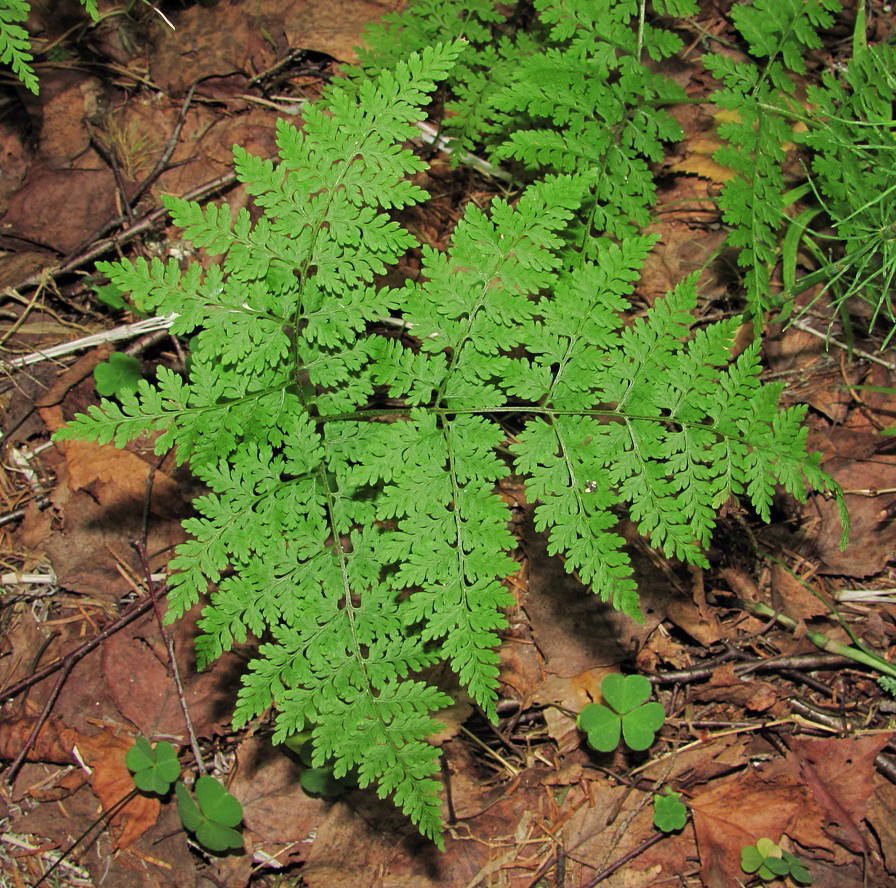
left=77, top=729, right=161, bottom=850
left=0, top=716, right=78, bottom=764
left=787, top=734, right=892, bottom=853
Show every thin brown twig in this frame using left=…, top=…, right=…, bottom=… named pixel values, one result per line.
left=87, top=124, right=136, bottom=228
left=0, top=595, right=155, bottom=703
left=581, top=831, right=668, bottom=887
left=130, top=84, right=197, bottom=207
left=649, top=652, right=852, bottom=685
left=132, top=528, right=206, bottom=772
left=13, top=171, right=237, bottom=292
left=33, top=787, right=140, bottom=887
left=5, top=665, right=69, bottom=784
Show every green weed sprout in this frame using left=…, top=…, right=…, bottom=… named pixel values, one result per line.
left=175, top=776, right=244, bottom=853
left=282, top=730, right=350, bottom=800
left=125, top=737, right=180, bottom=795
left=94, top=353, right=143, bottom=399
left=653, top=788, right=687, bottom=832
left=741, top=837, right=812, bottom=884
left=578, top=674, right=665, bottom=753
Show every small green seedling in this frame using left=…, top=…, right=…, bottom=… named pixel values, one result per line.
left=282, top=730, right=350, bottom=800
left=653, top=788, right=687, bottom=832
left=578, top=673, right=666, bottom=752
left=175, top=776, right=244, bottom=853
left=125, top=737, right=180, bottom=795
left=741, top=837, right=812, bottom=884
left=95, top=281, right=128, bottom=311
left=300, top=767, right=349, bottom=799
left=93, top=352, right=142, bottom=398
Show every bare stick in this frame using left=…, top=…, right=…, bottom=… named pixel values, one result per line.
left=1, top=314, right=177, bottom=371
left=0, top=596, right=155, bottom=703
left=133, top=540, right=206, bottom=773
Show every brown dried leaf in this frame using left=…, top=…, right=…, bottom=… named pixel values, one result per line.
left=77, top=729, right=161, bottom=850
left=229, top=735, right=326, bottom=856
left=690, top=752, right=834, bottom=887
left=0, top=716, right=78, bottom=764
left=102, top=605, right=241, bottom=739
left=787, top=734, right=892, bottom=853
left=691, top=663, right=779, bottom=713
left=808, top=457, right=896, bottom=577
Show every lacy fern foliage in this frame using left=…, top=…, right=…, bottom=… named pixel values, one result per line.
left=0, top=0, right=38, bottom=93
left=59, top=41, right=842, bottom=845
left=354, top=0, right=696, bottom=238
left=1, top=0, right=98, bottom=93
left=705, top=0, right=841, bottom=316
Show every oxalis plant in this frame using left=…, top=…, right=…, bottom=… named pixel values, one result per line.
left=57, top=41, right=847, bottom=846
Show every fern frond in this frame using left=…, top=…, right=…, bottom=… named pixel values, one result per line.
left=58, top=32, right=845, bottom=848
left=0, top=0, right=37, bottom=93
left=487, top=0, right=688, bottom=239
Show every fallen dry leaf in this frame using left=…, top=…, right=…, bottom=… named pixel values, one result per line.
left=691, top=662, right=779, bottom=713
left=101, top=605, right=242, bottom=740
left=229, top=735, right=326, bottom=855
left=0, top=715, right=78, bottom=765
left=77, top=728, right=163, bottom=849
left=787, top=734, right=892, bottom=854
left=808, top=456, right=896, bottom=577
left=690, top=753, right=831, bottom=888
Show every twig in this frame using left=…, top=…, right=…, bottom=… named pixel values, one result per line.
left=0, top=595, right=155, bottom=703
left=459, top=725, right=519, bottom=776
left=732, top=596, right=896, bottom=682
left=1, top=314, right=176, bottom=371
left=0, top=569, right=56, bottom=585
left=133, top=540, right=205, bottom=773
left=650, top=652, right=852, bottom=685
left=12, top=171, right=237, bottom=293
left=130, top=84, right=197, bottom=207
left=5, top=663, right=69, bottom=783
left=790, top=318, right=896, bottom=371
left=133, top=459, right=207, bottom=775
left=581, top=831, right=667, bottom=887
left=87, top=124, right=136, bottom=227
left=415, top=121, right=513, bottom=182
left=32, top=787, right=140, bottom=887
left=0, top=495, right=52, bottom=528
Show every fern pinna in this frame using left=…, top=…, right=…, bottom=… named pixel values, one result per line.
left=58, top=41, right=844, bottom=845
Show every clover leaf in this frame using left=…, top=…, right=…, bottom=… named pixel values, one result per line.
left=653, top=788, right=687, bottom=832
left=94, top=352, right=142, bottom=398
left=125, top=737, right=180, bottom=795
left=176, top=776, right=244, bottom=853
left=578, top=673, right=666, bottom=752
left=741, top=838, right=812, bottom=884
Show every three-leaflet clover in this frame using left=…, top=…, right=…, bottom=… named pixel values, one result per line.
left=578, top=673, right=665, bottom=752
left=125, top=736, right=180, bottom=794
left=176, top=776, right=244, bottom=853
left=741, top=837, right=812, bottom=885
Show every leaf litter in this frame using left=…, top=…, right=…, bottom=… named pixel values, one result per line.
left=0, top=1, right=895, bottom=886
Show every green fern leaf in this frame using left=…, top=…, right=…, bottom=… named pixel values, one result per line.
left=57, top=31, right=846, bottom=849
left=0, top=0, right=37, bottom=93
